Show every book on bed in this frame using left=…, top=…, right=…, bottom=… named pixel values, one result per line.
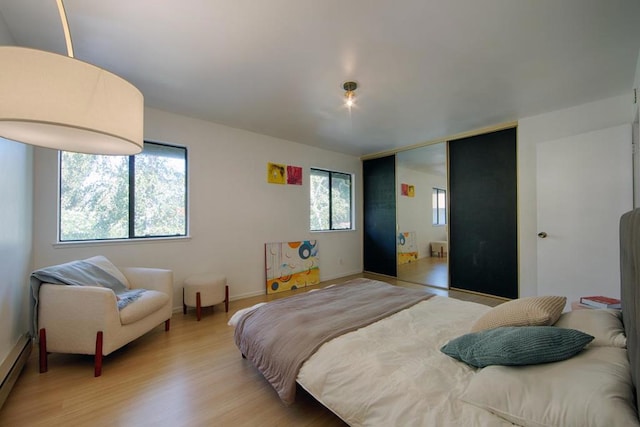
left=579, top=295, right=621, bottom=309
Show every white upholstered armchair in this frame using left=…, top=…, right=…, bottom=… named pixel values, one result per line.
left=34, top=257, right=173, bottom=377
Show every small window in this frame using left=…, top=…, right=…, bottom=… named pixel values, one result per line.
left=310, top=168, right=352, bottom=231
left=59, top=142, right=187, bottom=241
left=432, top=188, right=446, bottom=226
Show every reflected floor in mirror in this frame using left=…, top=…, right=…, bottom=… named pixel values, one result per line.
left=397, top=256, right=448, bottom=288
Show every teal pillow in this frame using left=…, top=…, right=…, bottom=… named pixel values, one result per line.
left=440, top=326, right=594, bottom=368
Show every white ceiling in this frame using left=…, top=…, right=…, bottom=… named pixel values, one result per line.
left=1, top=0, right=639, bottom=157
left=397, top=142, right=447, bottom=176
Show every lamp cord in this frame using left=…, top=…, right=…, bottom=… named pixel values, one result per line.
left=55, top=0, right=74, bottom=58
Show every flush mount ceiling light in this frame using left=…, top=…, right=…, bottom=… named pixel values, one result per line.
left=343, top=81, right=358, bottom=108
left=0, top=0, right=143, bottom=155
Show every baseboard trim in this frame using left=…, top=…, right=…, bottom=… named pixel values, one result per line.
left=0, top=333, right=32, bottom=410
left=171, top=271, right=368, bottom=312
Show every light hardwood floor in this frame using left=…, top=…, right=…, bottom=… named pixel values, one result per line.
left=0, top=273, right=502, bottom=427
left=397, top=256, right=448, bottom=288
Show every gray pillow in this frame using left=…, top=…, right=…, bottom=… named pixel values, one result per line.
left=440, top=326, right=594, bottom=368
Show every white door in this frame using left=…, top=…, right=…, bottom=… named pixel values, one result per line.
left=536, top=124, right=633, bottom=305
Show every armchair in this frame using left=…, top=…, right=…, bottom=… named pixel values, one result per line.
left=36, top=260, right=173, bottom=377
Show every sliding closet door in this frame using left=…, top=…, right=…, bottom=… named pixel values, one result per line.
left=363, top=155, right=397, bottom=277
left=449, top=127, right=518, bottom=299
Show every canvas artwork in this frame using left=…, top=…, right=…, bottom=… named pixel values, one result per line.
left=267, top=162, right=286, bottom=184
left=401, top=183, right=415, bottom=197
left=287, top=165, right=302, bottom=185
left=397, top=231, right=418, bottom=264
left=265, top=240, right=320, bottom=294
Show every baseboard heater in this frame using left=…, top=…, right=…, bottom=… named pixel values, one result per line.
left=0, top=334, right=31, bottom=410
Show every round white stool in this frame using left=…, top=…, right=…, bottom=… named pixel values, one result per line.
left=183, top=274, right=228, bottom=321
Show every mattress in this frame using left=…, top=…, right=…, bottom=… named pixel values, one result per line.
left=297, top=296, right=512, bottom=427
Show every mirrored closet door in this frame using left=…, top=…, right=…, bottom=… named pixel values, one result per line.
left=396, top=143, right=448, bottom=288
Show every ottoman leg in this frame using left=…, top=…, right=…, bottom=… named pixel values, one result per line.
left=225, top=285, right=229, bottom=312
left=183, top=288, right=187, bottom=315
left=196, top=291, right=202, bottom=321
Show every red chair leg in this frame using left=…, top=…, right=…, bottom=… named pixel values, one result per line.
left=196, top=292, right=202, bottom=321
left=39, top=328, right=48, bottom=373
left=225, top=285, right=229, bottom=312
left=165, top=319, right=171, bottom=331
left=94, top=331, right=103, bottom=377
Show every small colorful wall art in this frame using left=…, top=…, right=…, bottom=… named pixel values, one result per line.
left=401, top=183, right=415, bottom=197
left=267, top=162, right=303, bottom=185
left=265, top=240, right=320, bottom=294
left=267, top=162, right=286, bottom=184
left=287, top=165, right=302, bottom=185
left=397, top=231, right=418, bottom=264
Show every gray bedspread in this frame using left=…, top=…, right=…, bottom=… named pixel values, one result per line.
left=234, top=278, right=434, bottom=404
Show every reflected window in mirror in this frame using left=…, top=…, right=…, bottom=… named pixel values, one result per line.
left=432, top=188, right=446, bottom=226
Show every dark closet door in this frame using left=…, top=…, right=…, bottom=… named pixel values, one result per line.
left=363, top=155, right=397, bottom=277
left=449, top=128, right=518, bottom=298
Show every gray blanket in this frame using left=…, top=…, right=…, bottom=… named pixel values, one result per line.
left=30, top=259, right=144, bottom=334
left=234, top=278, right=434, bottom=404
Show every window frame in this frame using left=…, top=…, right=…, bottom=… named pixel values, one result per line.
left=432, top=187, right=447, bottom=226
left=310, top=167, right=354, bottom=232
left=57, top=141, right=189, bottom=243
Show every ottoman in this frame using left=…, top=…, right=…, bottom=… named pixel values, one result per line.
left=183, top=274, right=229, bottom=321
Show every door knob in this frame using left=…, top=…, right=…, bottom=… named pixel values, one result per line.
left=537, top=232, right=547, bottom=238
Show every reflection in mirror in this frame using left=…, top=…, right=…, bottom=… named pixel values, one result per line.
left=396, top=143, right=448, bottom=288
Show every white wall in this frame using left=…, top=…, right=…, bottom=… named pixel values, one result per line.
left=633, top=48, right=640, bottom=207
left=29, top=94, right=635, bottom=311
left=0, top=15, right=33, bottom=371
left=517, top=94, right=633, bottom=298
left=633, top=48, right=640, bottom=123
left=32, top=108, right=363, bottom=308
left=0, top=139, right=33, bottom=368
left=396, top=166, right=446, bottom=258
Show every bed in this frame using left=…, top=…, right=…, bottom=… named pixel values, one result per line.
left=231, top=209, right=640, bottom=427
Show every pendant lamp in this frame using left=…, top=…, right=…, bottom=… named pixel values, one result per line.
left=0, top=1, right=143, bottom=155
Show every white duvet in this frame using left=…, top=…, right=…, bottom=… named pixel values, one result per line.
left=297, top=296, right=513, bottom=427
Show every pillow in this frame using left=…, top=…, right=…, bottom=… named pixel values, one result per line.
left=441, top=326, right=593, bottom=368
left=471, top=295, right=566, bottom=332
left=461, top=346, right=640, bottom=427
left=554, top=308, right=626, bottom=348
left=83, top=255, right=130, bottom=288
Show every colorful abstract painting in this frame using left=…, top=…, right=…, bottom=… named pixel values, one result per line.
left=267, top=162, right=286, bottom=184
left=401, top=183, right=415, bottom=197
left=397, top=231, right=418, bottom=264
left=287, top=165, right=302, bottom=185
left=265, top=240, right=320, bottom=294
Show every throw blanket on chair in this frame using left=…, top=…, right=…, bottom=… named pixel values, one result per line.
left=30, top=258, right=145, bottom=334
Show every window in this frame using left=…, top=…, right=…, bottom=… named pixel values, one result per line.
left=59, top=142, right=187, bottom=241
left=310, top=168, right=352, bottom=231
left=432, top=188, right=446, bottom=226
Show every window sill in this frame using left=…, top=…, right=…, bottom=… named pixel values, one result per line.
left=310, top=228, right=357, bottom=233
left=53, top=235, right=192, bottom=248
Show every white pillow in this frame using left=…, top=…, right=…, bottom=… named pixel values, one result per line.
left=83, top=255, right=130, bottom=288
left=554, top=309, right=626, bottom=348
left=461, top=346, right=639, bottom=427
